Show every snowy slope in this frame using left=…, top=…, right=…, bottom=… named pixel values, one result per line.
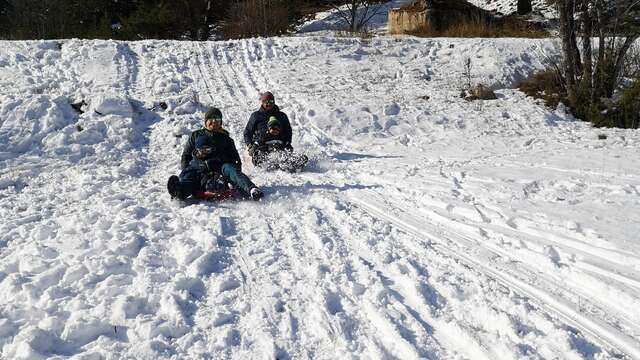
left=297, top=0, right=413, bottom=33
left=296, top=0, right=557, bottom=33
left=467, top=0, right=557, bottom=18
left=1, top=34, right=640, bottom=359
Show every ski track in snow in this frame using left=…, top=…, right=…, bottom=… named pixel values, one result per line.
left=1, top=32, right=640, bottom=360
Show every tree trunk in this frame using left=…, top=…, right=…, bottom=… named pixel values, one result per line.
left=559, top=0, right=578, bottom=103
left=200, top=0, right=211, bottom=41
left=593, top=0, right=607, bottom=101
left=517, top=0, right=532, bottom=15
left=607, top=35, right=640, bottom=96
left=350, top=2, right=358, bottom=31
left=581, top=0, right=593, bottom=94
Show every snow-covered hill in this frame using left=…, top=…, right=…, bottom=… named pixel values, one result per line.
left=297, top=0, right=557, bottom=33
left=1, top=32, right=639, bottom=360
left=468, top=0, right=557, bottom=18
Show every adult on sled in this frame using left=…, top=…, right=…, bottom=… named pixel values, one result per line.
left=243, top=91, right=308, bottom=172
left=167, top=107, right=264, bottom=201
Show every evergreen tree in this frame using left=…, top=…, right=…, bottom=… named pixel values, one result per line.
left=120, top=1, right=180, bottom=39
left=0, top=0, right=12, bottom=38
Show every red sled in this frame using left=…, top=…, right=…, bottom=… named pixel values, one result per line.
left=192, top=189, right=238, bottom=201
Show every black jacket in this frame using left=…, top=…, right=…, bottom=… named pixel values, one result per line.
left=243, top=105, right=292, bottom=147
left=180, top=128, right=241, bottom=171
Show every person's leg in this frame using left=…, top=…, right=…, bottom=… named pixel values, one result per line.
left=221, top=163, right=257, bottom=195
left=174, top=168, right=201, bottom=199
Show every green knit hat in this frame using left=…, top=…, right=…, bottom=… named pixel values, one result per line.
left=267, top=116, right=280, bottom=129
left=204, top=107, right=222, bottom=122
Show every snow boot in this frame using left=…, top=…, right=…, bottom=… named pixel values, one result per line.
left=167, top=175, right=180, bottom=199
left=250, top=187, right=264, bottom=201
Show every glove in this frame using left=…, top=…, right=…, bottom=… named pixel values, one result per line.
left=194, top=145, right=214, bottom=160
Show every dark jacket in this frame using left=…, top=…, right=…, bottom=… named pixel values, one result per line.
left=180, top=128, right=241, bottom=171
left=243, top=105, right=292, bottom=147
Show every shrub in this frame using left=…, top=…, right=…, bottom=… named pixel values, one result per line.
left=424, top=16, right=548, bottom=38
left=403, top=3, right=549, bottom=39
left=519, top=68, right=640, bottom=129
left=595, top=80, right=640, bottom=128
left=517, top=69, right=565, bottom=108
left=221, top=0, right=292, bottom=39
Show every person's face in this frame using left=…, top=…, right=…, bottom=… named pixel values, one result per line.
left=268, top=126, right=281, bottom=135
left=205, top=117, right=222, bottom=131
left=262, top=98, right=275, bottom=110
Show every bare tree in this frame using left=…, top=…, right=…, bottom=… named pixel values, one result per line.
left=554, top=0, right=640, bottom=126
left=556, top=0, right=639, bottom=99
left=222, top=0, right=291, bottom=39
left=329, top=0, right=387, bottom=32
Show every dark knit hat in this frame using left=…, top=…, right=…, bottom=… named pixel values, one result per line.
left=204, top=107, right=222, bottom=121
left=259, top=91, right=274, bottom=102
left=267, top=116, right=280, bottom=129
left=195, top=135, right=214, bottom=149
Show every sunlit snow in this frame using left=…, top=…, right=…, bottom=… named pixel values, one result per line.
left=1, top=8, right=639, bottom=360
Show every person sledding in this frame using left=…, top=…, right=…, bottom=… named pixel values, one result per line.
left=243, top=91, right=308, bottom=172
left=167, top=107, right=264, bottom=201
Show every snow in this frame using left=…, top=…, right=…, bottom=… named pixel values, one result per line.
left=297, top=0, right=414, bottom=33
left=1, top=11, right=640, bottom=360
left=296, top=0, right=557, bottom=34
left=467, top=0, right=557, bottom=18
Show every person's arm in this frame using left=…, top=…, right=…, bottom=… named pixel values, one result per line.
left=243, top=113, right=257, bottom=146
left=282, top=113, right=293, bottom=149
left=180, top=132, right=197, bottom=170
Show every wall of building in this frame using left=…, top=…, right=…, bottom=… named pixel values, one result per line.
left=388, top=9, right=429, bottom=35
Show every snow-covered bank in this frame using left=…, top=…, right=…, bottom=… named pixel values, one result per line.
left=468, top=0, right=557, bottom=18
left=1, top=34, right=639, bottom=359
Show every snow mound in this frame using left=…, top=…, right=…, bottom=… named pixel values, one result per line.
left=153, top=78, right=182, bottom=95
left=0, top=95, right=77, bottom=154
left=90, top=93, right=134, bottom=117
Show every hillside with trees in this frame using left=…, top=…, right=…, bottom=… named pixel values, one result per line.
left=0, top=0, right=333, bottom=40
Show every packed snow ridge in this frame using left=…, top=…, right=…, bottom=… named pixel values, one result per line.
left=1, top=29, right=640, bottom=360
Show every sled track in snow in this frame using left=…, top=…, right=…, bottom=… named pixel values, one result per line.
left=349, top=190, right=640, bottom=359
left=191, top=42, right=221, bottom=106
left=115, top=43, right=142, bottom=100
left=237, top=38, right=343, bottom=149
left=409, top=161, right=640, bottom=295
left=236, top=40, right=261, bottom=96
left=207, top=42, right=246, bottom=106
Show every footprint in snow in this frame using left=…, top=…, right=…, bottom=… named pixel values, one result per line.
left=325, top=292, right=344, bottom=315
left=219, top=278, right=241, bottom=293
left=213, top=312, right=236, bottom=327
left=189, top=251, right=230, bottom=277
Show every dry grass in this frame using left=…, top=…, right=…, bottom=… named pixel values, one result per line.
left=518, top=68, right=640, bottom=128
left=517, top=68, right=565, bottom=108
left=333, top=29, right=375, bottom=39
left=412, top=16, right=549, bottom=38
